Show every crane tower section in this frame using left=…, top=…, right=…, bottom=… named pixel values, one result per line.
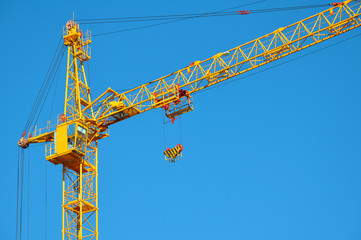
left=63, top=20, right=93, bottom=120
left=52, top=20, right=99, bottom=240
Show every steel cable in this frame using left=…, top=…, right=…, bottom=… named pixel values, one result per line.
left=20, top=149, right=24, bottom=240
left=27, top=150, right=30, bottom=240
left=16, top=148, right=20, bottom=240
left=77, top=3, right=329, bottom=24
left=76, top=2, right=331, bottom=37
left=49, top=56, right=62, bottom=120
left=23, top=36, right=63, bottom=133
left=45, top=161, right=47, bottom=240
left=91, top=0, right=267, bottom=37
left=33, top=45, right=66, bottom=129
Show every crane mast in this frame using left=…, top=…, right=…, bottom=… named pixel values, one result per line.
left=17, top=1, right=361, bottom=239
left=62, top=21, right=99, bottom=239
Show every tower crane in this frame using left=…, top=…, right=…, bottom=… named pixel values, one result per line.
left=17, top=1, right=361, bottom=239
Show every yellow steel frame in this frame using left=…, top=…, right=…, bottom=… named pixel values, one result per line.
left=62, top=141, right=98, bottom=240
left=64, top=35, right=93, bottom=121
left=23, top=1, right=361, bottom=240
left=62, top=22, right=98, bottom=240
left=83, top=1, right=361, bottom=128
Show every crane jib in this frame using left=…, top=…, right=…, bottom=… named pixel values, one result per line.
left=84, top=1, right=361, bottom=128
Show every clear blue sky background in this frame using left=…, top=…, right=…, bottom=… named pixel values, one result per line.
left=1, top=0, right=361, bottom=239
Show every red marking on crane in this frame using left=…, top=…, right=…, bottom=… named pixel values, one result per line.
left=179, top=89, right=189, bottom=99
left=152, top=92, right=161, bottom=102
left=175, top=88, right=190, bottom=105
left=176, top=144, right=184, bottom=153
left=161, top=104, right=169, bottom=111
left=331, top=2, right=344, bottom=6
left=237, top=10, right=251, bottom=15
left=22, top=131, right=26, bottom=137
left=60, top=114, right=67, bottom=122
left=29, top=134, right=32, bottom=138
left=188, top=62, right=197, bottom=73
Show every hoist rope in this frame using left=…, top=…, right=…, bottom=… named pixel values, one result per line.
left=16, top=148, right=20, bottom=240
left=162, top=113, right=166, bottom=149
left=20, top=149, right=24, bottom=240
left=91, top=0, right=266, bottom=37
left=162, top=113, right=184, bottom=149
left=16, top=148, right=44, bottom=240
left=45, top=161, right=48, bottom=240
left=16, top=149, right=25, bottom=240
left=179, top=118, right=182, bottom=145
left=27, top=149, right=30, bottom=240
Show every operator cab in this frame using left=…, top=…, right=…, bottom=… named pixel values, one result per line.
left=46, top=121, right=90, bottom=172
left=66, top=123, right=87, bottom=153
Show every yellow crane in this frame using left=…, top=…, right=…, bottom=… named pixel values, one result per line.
left=17, top=1, right=361, bottom=239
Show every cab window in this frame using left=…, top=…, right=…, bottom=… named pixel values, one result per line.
left=76, top=125, right=87, bottom=153
left=67, top=124, right=76, bottom=150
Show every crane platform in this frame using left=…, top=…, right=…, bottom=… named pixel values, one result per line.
left=165, top=96, right=193, bottom=120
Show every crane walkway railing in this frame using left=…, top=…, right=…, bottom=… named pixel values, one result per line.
left=27, top=116, right=60, bottom=139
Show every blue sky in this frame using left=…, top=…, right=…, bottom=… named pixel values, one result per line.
left=1, top=0, right=361, bottom=239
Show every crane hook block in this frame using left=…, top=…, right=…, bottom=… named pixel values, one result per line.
left=164, top=144, right=184, bottom=162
